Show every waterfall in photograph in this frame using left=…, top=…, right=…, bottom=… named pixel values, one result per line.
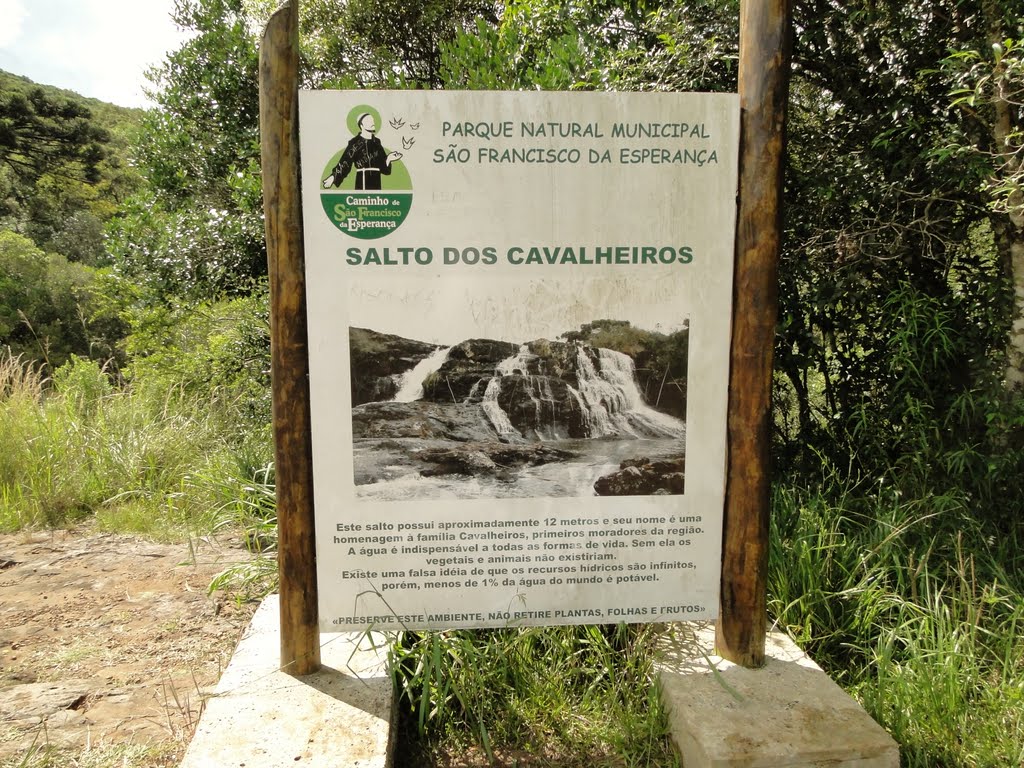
left=352, top=329, right=688, bottom=499
left=393, top=346, right=451, bottom=402
left=477, top=344, right=685, bottom=441
left=575, top=348, right=686, bottom=439
left=481, top=376, right=518, bottom=436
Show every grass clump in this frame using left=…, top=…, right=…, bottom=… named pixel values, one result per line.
left=0, top=740, right=179, bottom=768
left=769, top=469, right=1024, bottom=767
left=205, top=453, right=280, bottom=599
left=389, top=623, right=679, bottom=767
left=0, top=351, right=268, bottom=540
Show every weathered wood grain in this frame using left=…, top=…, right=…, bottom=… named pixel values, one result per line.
left=259, top=0, right=320, bottom=676
left=717, top=0, right=793, bottom=668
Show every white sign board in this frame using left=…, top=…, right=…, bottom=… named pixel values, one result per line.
left=299, top=90, right=738, bottom=631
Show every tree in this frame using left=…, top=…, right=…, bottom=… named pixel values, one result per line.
left=0, top=85, right=115, bottom=260
left=0, top=72, right=141, bottom=262
left=112, top=0, right=265, bottom=299
left=0, top=231, right=121, bottom=370
left=944, top=9, right=1024, bottom=389
left=115, top=0, right=500, bottom=300
left=302, top=0, right=499, bottom=89
left=436, top=0, right=738, bottom=92
left=754, top=0, right=1024, bottom=516
left=0, top=88, right=108, bottom=187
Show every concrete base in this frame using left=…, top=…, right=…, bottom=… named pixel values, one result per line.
left=180, top=595, right=394, bottom=768
left=656, top=624, right=899, bottom=768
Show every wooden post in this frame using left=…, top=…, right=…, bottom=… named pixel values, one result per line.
left=716, top=0, right=793, bottom=668
left=260, top=0, right=320, bottom=676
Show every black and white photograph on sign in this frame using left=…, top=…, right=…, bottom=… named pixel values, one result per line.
left=349, top=292, right=689, bottom=501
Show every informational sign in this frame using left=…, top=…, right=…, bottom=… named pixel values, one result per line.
left=299, top=91, right=739, bottom=631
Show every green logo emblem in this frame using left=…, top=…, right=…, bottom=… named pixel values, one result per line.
left=319, top=105, right=414, bottom=240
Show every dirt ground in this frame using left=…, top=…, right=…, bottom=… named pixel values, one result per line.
left=0, top=528, right=258, bottom=767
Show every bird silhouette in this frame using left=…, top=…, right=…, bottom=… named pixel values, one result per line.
left=389, top=117, right=406, bottom=129
left=402, top=136, right=416, bottom=149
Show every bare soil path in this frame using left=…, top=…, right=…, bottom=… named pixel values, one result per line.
left=0, top=528, right=257, bottom=767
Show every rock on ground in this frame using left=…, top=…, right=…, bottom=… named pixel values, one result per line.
left=0, top=529, right=257, bottom=766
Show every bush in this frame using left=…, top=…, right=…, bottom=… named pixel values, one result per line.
left=52, top=355, right=112, bottom=416
left=117, top=285, right=272, bottom=438
left=0, top=230, right=123, bottom=372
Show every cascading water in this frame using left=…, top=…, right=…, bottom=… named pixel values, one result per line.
left=464, top=379, right=484, bottom=402
left=481, top=377, right=518, bottom=435
left=357, top=339, right=686, bottom=500
left=479, top=343, right=685, bottom=440
left=573, top=346, right=686, bottom=439
left=393, top=346, right=452, bottom=402
left=480, top=344, right=533, bottom=436
left=482, top=346, right=570, bottom=439
left=497, top=345, right=534, bottom=376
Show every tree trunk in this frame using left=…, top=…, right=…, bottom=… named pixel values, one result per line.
left=1004, top=241, right=1024, bottom=390
left=985, top=0, right=1024, bottom=389
left=260, top=0, right=321, bottom=676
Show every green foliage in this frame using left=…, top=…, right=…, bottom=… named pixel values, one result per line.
left=777, top=269, right=1024, bottom=524
left=595, top=0, right=739, bottom=92
left=52, top=355, right=113, bottom=416
left=943, top=24, right=1023, bottom=219
left=0, top=70, right=142, bottom=260
left=309, top=0, right=498, bottom=89
left=205, top=442, right=279, bottom=599
left=143, top=0, right=259, bottom=206
left=440, top=9, right=600, bottom=90
left=106, top=191, right=266, bottom=300
left=439, top=0, right=738, bottom=92
left=0, top=231, right=123, bottom=371
left=564, top=319, right=655, bottom=356
left=112, top=0, right=265, bottom=299
left=111, top=286, right=272, bottom=438
left=0, top=84, right=108, bottom=186
left=771, top=2, right=1024, bottom=529
left=0, top=352, right=239, bottom=535
left=769, top=476, right=1024, bottom=766
left=390, top=623, right=678, bottom=766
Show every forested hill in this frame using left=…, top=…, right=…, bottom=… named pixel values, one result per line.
left=0, top=69, right=144, bottom=133
left=0, top=68, right=144, bottom=257
left=1, top=69, right=143, bottom=368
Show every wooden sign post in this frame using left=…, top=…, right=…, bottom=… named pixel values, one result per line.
left=260, top=0, right=791, bottom=674
left=259, top=0, right=320, bottom=676
left=717, top=0, right=793, bottom=667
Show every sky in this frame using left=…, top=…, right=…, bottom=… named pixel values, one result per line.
left=345, top=274, right=693, bottom=346
left=0, top=0, right=190, bottom=108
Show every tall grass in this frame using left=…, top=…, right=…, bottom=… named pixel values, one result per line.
left=0, top=352, right=270, bottom=539
left=389, top=622, right=679, bottom=767
left=7, top=347, right=1022, bottom=765
left=769, top=468, right=1024, bottom=767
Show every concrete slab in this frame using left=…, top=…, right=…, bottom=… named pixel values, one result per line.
left=180, top=594, right=394, bottom=768
left=655, top=623, right=899, bottom=768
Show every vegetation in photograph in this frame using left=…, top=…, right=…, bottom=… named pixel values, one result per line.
left=2, top=0, right=1023, bottom=766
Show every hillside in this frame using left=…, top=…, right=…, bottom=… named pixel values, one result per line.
left=0, top=69, right=145, bottom=133
left=0, top=68, right=145, bottom=264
